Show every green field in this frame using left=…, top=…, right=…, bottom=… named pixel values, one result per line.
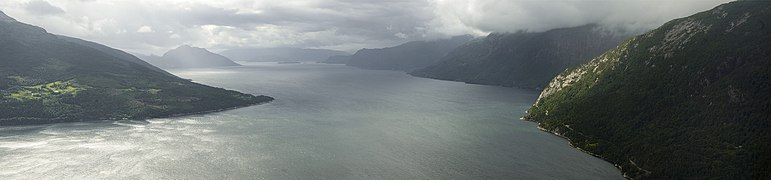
left=6, top=80, right=86, bottom=101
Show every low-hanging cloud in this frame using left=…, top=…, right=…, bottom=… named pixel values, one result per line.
left=429, top=0, right=733, bottom=34
left=0, top=0, right=733, bottom=54
left=24, top=0, right=64, bottom=15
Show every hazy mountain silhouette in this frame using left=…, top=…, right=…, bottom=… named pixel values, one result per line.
left=346, top=35, right=473, bottom=71
left=220, top=47, right=348, bottom=62
left=411, top=24, right=630, bottom=90
left=139, top=45, right=240, bottom=69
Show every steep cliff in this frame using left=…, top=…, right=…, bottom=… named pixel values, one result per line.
left=526, top=2, right=771, bottom=178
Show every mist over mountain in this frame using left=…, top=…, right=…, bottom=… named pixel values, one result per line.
left=411, top=24, right=630, bottom=90
left=0, top=11, right=272, bottom=125
left=0, top=0, right=731, bottom=54
left=133, top=53, right=164, bottom=67
left=2, top=0, right=767, bottom=179
left=139, top=45, right=240, bottom=69
left=220, top=48, right=349, bottom=62
left=526, top=1, right=771, bottom=178
left=346, top=35, right=473, bottom=71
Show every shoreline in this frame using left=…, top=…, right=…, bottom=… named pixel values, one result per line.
left=0, top=96, right=274, bottom=127
left=523, top=117, right=631, bottom=179
left=407, top=72, right=545, bottom=91
left=150, top=96, right=274, bottom=120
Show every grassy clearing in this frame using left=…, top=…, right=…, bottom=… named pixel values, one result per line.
left=6, top=80, right=86, bottom=101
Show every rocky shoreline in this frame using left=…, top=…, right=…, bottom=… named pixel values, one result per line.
left=523, top=117, right=633, bottom=179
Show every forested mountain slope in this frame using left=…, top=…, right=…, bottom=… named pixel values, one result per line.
left=526, top=2, right=771, bottom=178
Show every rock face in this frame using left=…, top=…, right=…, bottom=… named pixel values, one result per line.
left=220, top=47, right=348, bottom=62
left=526, top=2, right=771, bottom=179
left=143, top=45, right=240, bottom=69
left=410, top=24, right=629, bottom=90
left=0, top=11, right=273, bottom=125
left=346, top=35, right=473, bottom=71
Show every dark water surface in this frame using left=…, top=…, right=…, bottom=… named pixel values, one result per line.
left=0, top=63, right=622, bottom=179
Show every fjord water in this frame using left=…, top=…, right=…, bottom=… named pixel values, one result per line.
left=0, top=63, right=622, bottom=179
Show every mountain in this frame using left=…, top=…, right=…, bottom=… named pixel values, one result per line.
left=220, top=47, right=348, bottom=62
left=0, top=11, right=273, bottom=126
left=133, top=53, right=164, bottom=67
left=346, top=35, right=473, bottom=71
left=140, top=45, right=240, bottom=69
left=410, top=24, right=630, bottom=90
left=525, top=2, right=770, bottom=179
left=320, top=55, right=352, bottom=64
left=58, top=36, right=173, bottom=77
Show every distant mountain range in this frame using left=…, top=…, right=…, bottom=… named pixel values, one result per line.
left=346, top=35, right=473, bottom=71
left=220, top=47, right=349, bottom=62
left=2, top=1, right=768, bottom=178
left=411, top=24, right=630, bottom=90
left=138, top=45, right=240, bottom=69
left=526, top=1, right=771, bottom=178
left=320, top=55, right=352, bottom=64
left=0, top=11, right=272, bottom=125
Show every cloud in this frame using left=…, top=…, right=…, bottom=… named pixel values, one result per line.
left=137, top=25, right=153, bottom=33
left=24, top=0, right=65, bottom=15
left=0, top=0, right=734, bottom=55
left=429, top=0, right=733, bottom=34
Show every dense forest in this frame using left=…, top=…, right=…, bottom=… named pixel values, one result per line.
left=526, top=1, right=771, bottom=178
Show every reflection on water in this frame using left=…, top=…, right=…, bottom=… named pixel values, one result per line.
left=0, top=63, right=623, bottom=179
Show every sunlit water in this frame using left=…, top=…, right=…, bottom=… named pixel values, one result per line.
left=0, top=63, right=622, bottom=179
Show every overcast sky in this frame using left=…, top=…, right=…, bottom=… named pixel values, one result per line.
left=0, top=0, right=732, bottom=55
